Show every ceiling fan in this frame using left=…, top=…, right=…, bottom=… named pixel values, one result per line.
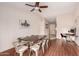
left=25, top=2, right=48, bottom=12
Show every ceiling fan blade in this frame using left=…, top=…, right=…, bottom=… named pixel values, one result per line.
left=35, top=2, right=40, bottom=7
left=39, top=6, right=48, bottom=8
left=38, top=9, right=42, bottom=12
left=31, top=8, right=35, bottom=12
left=25, top=4, right=35, bottom=7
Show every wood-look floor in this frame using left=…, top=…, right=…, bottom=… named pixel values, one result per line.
left=0, top=39, right=79, bottom=56
left=44, top=39, right=78, bottom=56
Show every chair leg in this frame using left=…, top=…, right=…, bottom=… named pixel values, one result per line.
left=19, top=52, right=23, bottom=56
left=42, top=46, right=44, bottom=54
left=35, top=51, right=38, bottom=56
left=46, top=43, right=48, bottom=48
left=29, top=50, right=31, bottom=56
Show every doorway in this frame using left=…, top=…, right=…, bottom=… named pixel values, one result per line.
left=45, top=18, right=57, bottom=40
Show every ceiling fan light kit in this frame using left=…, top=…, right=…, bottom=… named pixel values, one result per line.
left=35, top=7, right=39, bottom=10
left=25, top=2, right=48, bottom=12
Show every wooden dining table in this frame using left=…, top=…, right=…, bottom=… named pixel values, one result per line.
left=18, top=35, right=46, bottom=43
left=17, top=35, right=47, bottom=54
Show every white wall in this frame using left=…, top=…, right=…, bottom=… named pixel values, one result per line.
left=0, top=4, right=44, bottom=52
left=56, top=13, right=74, bottom=39
left=73, top=4, right=79, bottom=46
left=53, top=4, right=79, bottom=45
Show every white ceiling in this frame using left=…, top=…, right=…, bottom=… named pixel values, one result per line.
left=0, top=2, right=78, bottom=21
left=41, top=2, right=78, bottom=17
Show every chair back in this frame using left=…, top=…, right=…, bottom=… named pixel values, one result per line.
left=60, top=33, right=64, bottom=37
left=42, top=39, right=47, bottom=47
left=46, top=39, right=49, bottom=44
left=13, top=41, right=20, bottom=47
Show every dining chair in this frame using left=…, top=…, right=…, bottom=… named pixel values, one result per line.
left=13, top=41, right=28, bottom=56
left=30, top=41, right=42, bottom=56
left=46, top=39, right=49, bottom=48
left=41, top=39, right=47, bottom=54
left=60, top=33, right=67, bottom=43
